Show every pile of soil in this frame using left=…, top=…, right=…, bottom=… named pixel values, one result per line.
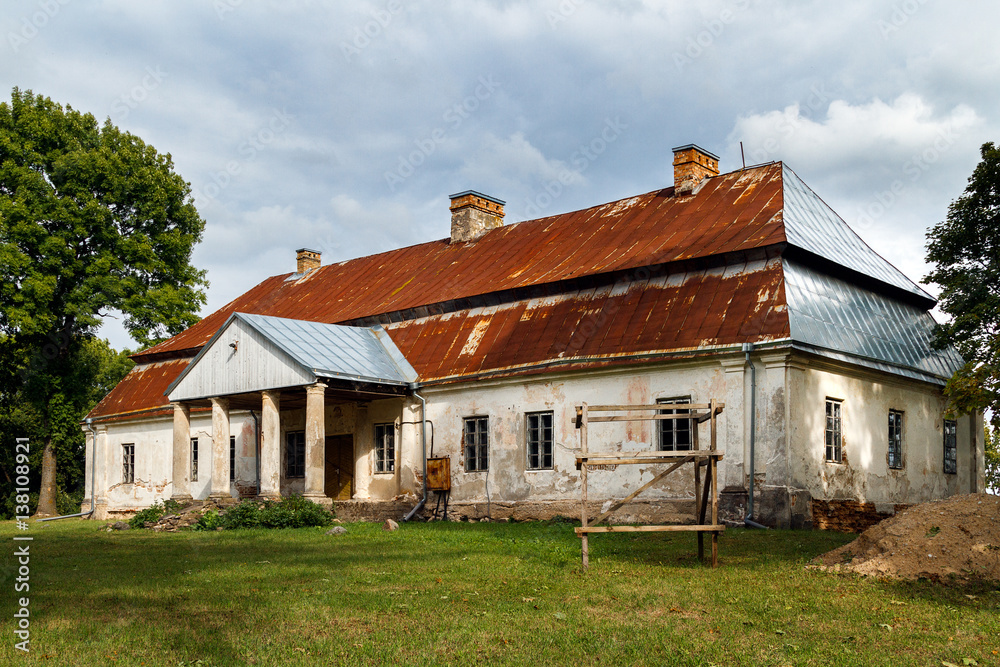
left=812, top=493, right=1000, bottom=583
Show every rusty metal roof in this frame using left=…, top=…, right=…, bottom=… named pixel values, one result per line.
left=90, top=160, right=954, bottom=422
left=139, top=163, right=787, bottom=359
left=385, top=256, right=790, bottom=383
left=88, top=357, right=190, bottom=421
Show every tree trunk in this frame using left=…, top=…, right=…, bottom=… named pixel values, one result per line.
left=34, top=436, right=59, bottom=517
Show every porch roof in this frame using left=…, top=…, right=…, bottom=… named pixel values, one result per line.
left=166, top=313, right=417, bottom=403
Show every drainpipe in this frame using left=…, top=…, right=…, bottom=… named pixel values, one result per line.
left=742, top=343, right=767, bottom=529
left=402, top=387, right=428, bottom=522
left=37, top=418, right=98, bottom=522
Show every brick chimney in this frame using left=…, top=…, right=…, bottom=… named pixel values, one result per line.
left=672, top=144, right=720, bottom=195
left=449, top=191, right=505, bottom=243
left=295, top=248, right=321, bottom=274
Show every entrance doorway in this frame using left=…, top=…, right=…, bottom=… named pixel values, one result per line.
left=325, top=435, right=354, bottom=500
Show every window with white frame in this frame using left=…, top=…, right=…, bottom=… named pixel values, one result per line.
left=943, top=419, right=957, bottom=475
left=888, top=410, right=904, bottom=469
left=526, top=411, right=553, bottom=470
left=374, top=423, right=395, bottom=473
left=286, top=431, right=305, bottom=478
left=191, top=437, right=199, bottom=482
left=122, top=443, right=135, bottom=484
left=825, top=399, right=842, bottom=463
left=464, top=416, right=489, bottom=472
left=657, top=397, right=692, bottom=451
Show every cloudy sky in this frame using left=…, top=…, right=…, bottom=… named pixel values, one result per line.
left=3, top=0, right=995, bottom=351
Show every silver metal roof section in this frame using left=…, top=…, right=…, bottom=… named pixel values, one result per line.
left=167, top=313, right=417, bottom=402
left=782, top=164, right=934, bottom=302
left=783, top=259, right=962, bottom=384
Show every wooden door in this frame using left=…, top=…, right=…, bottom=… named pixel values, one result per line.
left=325, top=435, right=354, bottom=500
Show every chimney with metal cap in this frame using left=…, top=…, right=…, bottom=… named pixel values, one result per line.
left=672, top=144, right=720, bottom=195
left=449, top=190, right=505, bottom=243
left=295, top=248, right=321, bottom=274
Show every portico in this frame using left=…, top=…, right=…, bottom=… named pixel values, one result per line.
left=165, top=312, right=417, bottom=504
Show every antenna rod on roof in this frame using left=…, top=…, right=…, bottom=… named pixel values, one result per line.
left=740, top=142, right=746, bottom=170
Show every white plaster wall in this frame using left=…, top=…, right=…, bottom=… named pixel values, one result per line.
left=413, top=359, right=734, bottom=504
left=99, top=416, right=173, bottom=509
left=786, top=362, right=972, bottom=504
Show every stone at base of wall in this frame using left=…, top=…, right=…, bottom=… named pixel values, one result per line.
left=336, top=498, right=702, bottom=524
left=810, top=498, right=911, bottom=533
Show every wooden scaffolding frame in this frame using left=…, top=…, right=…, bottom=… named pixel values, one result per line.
left=574, top=399, right=726, bottom=569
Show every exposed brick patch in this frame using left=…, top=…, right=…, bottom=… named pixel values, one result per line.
left=811, top=499, right=911, bottom=533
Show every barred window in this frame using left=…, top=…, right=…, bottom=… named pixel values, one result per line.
left=657, top=397, right=692, bottom=451
left=229, top=435, right=236, bottom=482
left=464, top=416, right=489, bottom=472
left=943, top=419, right=957, bottom=475
left=286, top=431, right=305, bottom=478
left=825, top=399, right=842, bottom=463
left=122, top=444, right=135, bottom=484
left=374, top=423, right=395, bottom=473
left=526, top=412, right=553, bottom=470
left=888, top=410, right=904, bottom=469
left=191, top=438, right=199, bottom=482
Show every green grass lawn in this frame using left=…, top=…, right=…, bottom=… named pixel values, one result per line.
left=1, top=518, right=998, bottom=666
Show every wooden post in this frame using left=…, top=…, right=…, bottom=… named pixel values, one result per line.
left=710, top=398, right=719, bottom=568
left=580, top=402, right=589, bottom=571
left=693, top=413, right=703, bottom=561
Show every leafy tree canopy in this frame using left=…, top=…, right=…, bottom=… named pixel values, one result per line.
left=925, top=141, right=1000, bottom=428
left=0, top=88, right=207, bottom=515
left=0, top=88, right=207, bottom=348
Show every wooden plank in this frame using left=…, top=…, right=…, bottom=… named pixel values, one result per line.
left=576, top=451, right=722, bottom=468
left=576, top=458, right=724, bottom=470
left=590, top=457, right=693, bottom=526
left=582, top=403, right=723, bottom=412
left=579, top=449, right=722, bottom=459
left=575, top=525, right=726, bottom=534
left=588, top=413, right=708, bottom=423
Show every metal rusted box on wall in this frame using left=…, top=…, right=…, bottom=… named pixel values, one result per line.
left=426, top=457, right=451, bottom=491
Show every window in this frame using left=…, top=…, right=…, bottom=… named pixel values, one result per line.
left=374, top=423, right=395, bottom=473
left=229, top=435, right=236, bottom=482
left=943, top=419, right=958, bottom=475
left=464, top=416, right=489, bottom=472
left=526, top=412, right=553, bottom=470
left=122, top=444, right=135, bottom=484
left=825, top=399, right=842, bottom=463
left=888, top=410, right=904, bottom=469
left=657, top=397, right=692, bottom=451
left=191, top=438, right=199, bottom=482
left=286, top=431, right=305, bottom=478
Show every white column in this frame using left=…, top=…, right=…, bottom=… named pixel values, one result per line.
left=171, top=403, right=192, bottom=501
left=304, top=383, right=328, bottom=503
left=260, top=390, right=281, bottom=499
left=354, top=403, right=371, bottom=499
left=209, top=397, right=231, bottom=499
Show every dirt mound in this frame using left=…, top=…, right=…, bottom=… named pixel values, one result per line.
left=812, top=493, right=1000, bottom=583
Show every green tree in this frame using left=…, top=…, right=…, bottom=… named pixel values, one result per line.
left=0, top=336, right=133, bottom=517
left=986, top=425, right=1000, bottom=494
left=0, top=89, right=206, bottom=516
left=925, top=141, right=1000, bottom=429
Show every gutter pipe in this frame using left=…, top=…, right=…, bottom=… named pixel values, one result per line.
left=402, top=387, right=428, bottom=522
left=742, top=343, right=767, bottom=530
left=37, top=418, right=97, bottom=522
